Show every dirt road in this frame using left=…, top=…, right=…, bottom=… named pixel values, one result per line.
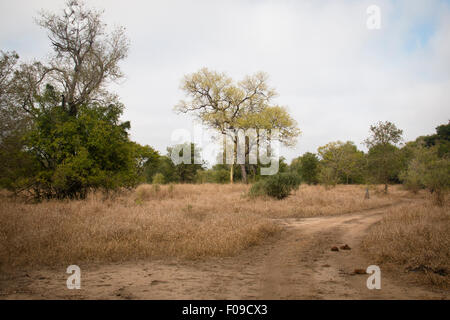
left=1, top=204, right=447, bottom=299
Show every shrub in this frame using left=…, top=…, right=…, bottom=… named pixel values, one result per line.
left=213, top=169, right=230, bottom=184
left=399, top=158, right=424, bottom=193
left=249, top=172, right=301, bottom=199
left=135, top=184, right=153, bottom=201
left=152, top=173, right=165, bottom=184
left=400, top=146, right=450, bottom=205
left=196, top=168, right=230, bottom=184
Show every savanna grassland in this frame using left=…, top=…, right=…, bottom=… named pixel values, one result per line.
left=0, top=184, right=430, bottom=267
left=0, top=183, right=448, bottom=299
left=363, top=201, right=450, bottom=288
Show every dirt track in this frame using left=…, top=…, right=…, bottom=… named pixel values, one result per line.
left=1, top=203, right=448, bottom=299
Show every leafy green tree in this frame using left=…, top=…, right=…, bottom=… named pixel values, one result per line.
left=291, top=152, right=320, bottom=185
left=0, top=51, right=37, bottom=190
left=18, top=86, right=154, bottom=199
left=400, top=146, right=449, bottom=205
left=366, top=144, right=402, bottom=192
left=364, top=121, right=403, bottom=193
left=167, top=143, right=205, bottom=183
left=0, top=2, right=156, bottom=199
left=317, top=141, right=364, bottom=185
left=152, top=173, right=165, bottom=185
left=399, top=145, right=426, bottom=193
left=420, top=121, right=450, bottom=157
left=144, top=155, right=175, bottom=183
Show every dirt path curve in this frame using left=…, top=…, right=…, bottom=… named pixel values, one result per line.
left=1, top=203, right=448, bottom=300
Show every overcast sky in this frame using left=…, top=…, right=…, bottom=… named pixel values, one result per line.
left=1, top=0, right=449, bottom=165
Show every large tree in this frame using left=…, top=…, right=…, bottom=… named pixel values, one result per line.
left=364, top=121, right=403, bottom=193
left=317, top=141, right=364, bottom=186
left=290, top=152, right=320, bottom=185
left=175, top=68, right=299, bottom=183
left=0, top=51, right=36, bottom=189
left=400, top=145, right=449, bottom=205
left=1, top=1, right=154, bottom=199
left=23, top=90, right=155, bottom=199
left=11, top=0, right=129, bottom=118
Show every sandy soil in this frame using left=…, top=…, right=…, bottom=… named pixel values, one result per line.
left=0, top=203, right=448, bottom=300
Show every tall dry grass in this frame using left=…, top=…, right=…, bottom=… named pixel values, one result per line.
left=0, top=183, right=410, bottom=269
left=363, top=201, right=450, bottom=288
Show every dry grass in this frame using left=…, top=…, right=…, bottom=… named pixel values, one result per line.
left=135, top=183, right=410, bottom=219
left=0, top=183, right=411, bottom=269
left=362, top=201, right=450, bottom=288
left=248, top=184, right=409, bottom=218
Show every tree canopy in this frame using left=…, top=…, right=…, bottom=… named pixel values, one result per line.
left=0, top=1, right=157, bottom=199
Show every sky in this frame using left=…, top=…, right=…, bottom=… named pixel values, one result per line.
left=1, top=0, right=449, bottom=165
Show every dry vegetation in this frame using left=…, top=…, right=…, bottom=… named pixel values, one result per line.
left=0, top=183, right=425, bottom=271
left=363, top=201, right=450, bottom=288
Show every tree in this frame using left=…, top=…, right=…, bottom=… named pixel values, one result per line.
left=167, top=143, right=205, bottom=183
left=0, top=51, right=36, bottom=190
left=1, top=1, right=154, bottom=199
left=144, top=155, right=178, bottom=184
left=175, top=68, right=299, bottom=183
left=11, top=0, right=128, bottom=118
left=421, top=121, right=450, bottom=157
left=18, top=87, right=154, bottom=199
left=196, top=167, right=230, bottom=184
left=291, top=152, right=320, bottom=185
left=238, top=105, right=300, bottom=181
left=400, top=146, right=449, bottom=205
left=145, top=143, right=205, bottom=184
left=364, top=121, right=403, bottom=193
left=317, top=141, right=364, bottom=186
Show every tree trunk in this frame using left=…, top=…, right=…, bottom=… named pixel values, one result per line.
left=68, top=102, right=77, bottom=117
left=250, top=165, right=256, bottom=181
left=230, top=138, right=238, bottom=184
left=241, top=135, right=249, bottom=184
left=240, top=164, right=247, bottom=184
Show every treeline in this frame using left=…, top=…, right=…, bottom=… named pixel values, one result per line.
left=145, top=121, right=449, bottom=205
left=290, top=121, right=449, bottom=200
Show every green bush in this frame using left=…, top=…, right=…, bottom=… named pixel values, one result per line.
left=19, top=94, right=154, bottom=199
left=249, top=172, right=301, bottom=200
left=213, top=169, right=230, bottom=183
left=152, top=173, right=165, bottom=184
left=400, top=146, right=450, bottom=205
left=196, top=168, right=230, bottom=184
